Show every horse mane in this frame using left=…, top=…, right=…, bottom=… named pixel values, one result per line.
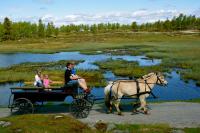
left=142, top=72, right=155, bottom=80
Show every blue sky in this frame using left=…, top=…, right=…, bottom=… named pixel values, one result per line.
left=0, top=0, right=200, bottom=26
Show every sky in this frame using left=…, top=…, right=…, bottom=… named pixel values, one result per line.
left=0, top=0, right=200, bottom=26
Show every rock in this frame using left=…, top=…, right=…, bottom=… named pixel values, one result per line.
left=15, top=129, right=23, bottom=132
left=87, top=123, right=96, bottom=130
left=0, top=121, right=11, bottom=127
left=0, top=121, right=5, bottom=126
left=94, top=120, right=107, bottom=132
left=54, top=115, right=64, bottom=119
left=113, top=129, right=129, bottom=133
left=172, top=129, right=184, bottom=133
left=106, top=123, right=116, bottom=132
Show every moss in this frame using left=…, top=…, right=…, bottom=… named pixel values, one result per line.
left=0, top=114, right=94, bottom=133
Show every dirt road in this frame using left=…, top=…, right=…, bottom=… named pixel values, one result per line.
left=0, top=102, right=200, bottom=128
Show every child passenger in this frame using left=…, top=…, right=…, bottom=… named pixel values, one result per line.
left=43, top=74, right=52, bottom=91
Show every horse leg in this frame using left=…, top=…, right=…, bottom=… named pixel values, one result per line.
left=138, top=95, right=148, bottom=114
left=132, top=98, right=140, bottom=114
left=108, top=101, right=113, bottom=113
left=113, top=98, right=122, bottom=115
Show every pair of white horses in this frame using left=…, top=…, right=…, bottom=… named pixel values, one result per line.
left=104, top=72, right=168, bottom=115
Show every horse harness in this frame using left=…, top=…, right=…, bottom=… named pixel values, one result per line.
left=110, top=74, right=163, bottom=100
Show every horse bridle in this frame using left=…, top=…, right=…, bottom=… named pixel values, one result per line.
left=155, top=73, right=166, bottom=86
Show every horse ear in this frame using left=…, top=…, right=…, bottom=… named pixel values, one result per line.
left=155, top=71, right=160, bottom=75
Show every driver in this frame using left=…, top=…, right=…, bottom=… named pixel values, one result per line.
left=64, top=62, right=90, bottom=93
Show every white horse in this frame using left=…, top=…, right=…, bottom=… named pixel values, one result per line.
left=104, top=72, right=168, bottom=115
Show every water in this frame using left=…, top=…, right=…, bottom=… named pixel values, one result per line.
left=95, top=71, right=200, bottom=102
left=0, top=52, right=200, bottom=106
left=0, top=52, right=161, bottom=69
left=1, top=71, right=200, bottom=106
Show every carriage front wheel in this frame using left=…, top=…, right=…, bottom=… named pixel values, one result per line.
left=11, top=98, right=34, bottom=114
left=70, top=98, right=91, bottom=118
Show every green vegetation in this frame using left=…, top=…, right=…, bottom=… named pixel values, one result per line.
left=114, top=124, right=200, bottom=133
left=0, top=61, right=106, bottom=87
left=184, top=127, right=200, bottom=133
left=0, top=27, right=200, bottom=85
left=115, top=124, right=172, bottom=133
left=1, top=115, right=199, bottom=133
left=0, top=14, right=200, bottom=41
left=95, top=59, right=169, bottom=78
left=0, top=114, right=94, bottom=133
left=92, top=34, right=200, bottom=85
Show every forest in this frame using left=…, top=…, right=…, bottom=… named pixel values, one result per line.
left=0, top=14, right=200, bottom=41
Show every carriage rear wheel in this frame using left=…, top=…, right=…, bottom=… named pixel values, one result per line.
left=70, top=98, right=91, bottom=118
left=86, top=94, right=95, bottom=106
left=11, top=98, right=34, bottom=114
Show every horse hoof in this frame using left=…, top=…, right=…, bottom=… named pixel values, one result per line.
left=144, top=111, right=150, bottom=115
left=106, top=111, right=112, bottom=114
left=132, top=110, right=139, bottom=115
left=118, top=112, right=123, bottom=116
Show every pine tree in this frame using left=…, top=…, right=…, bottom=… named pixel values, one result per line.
left=54, top=28, right=59, bottom=37
left=38, top=19, right=45, bottom=38
left=0, top=23, right=3, bottom=41
left=131, top=22, right=137, bottom=31
left=3, top=17, right=12, bottom=40
left=46, top=22, right=53, bottom=37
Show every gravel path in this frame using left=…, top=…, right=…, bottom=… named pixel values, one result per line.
left=80, top=102, right=200, bottom=128
left=0, top=102, right=200, bottom=128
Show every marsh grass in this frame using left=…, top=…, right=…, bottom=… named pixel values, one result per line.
left=95, top=59, right=169, bottom=78
left=0, top=61, right=106, bottom=87
left=0, top=33, right=199, bottom=54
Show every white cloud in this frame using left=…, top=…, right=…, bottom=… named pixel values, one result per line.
left=0, top=9, right=188, bottom=26
left=193, top=8, right=200, bottom=17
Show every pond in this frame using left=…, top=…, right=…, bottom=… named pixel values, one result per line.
left=0, top=52, right=200, bottom=106
left=0, top=52, right=161, bottom=69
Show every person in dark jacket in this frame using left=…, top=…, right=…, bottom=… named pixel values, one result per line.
left=65, top=62, right=90, bottom=93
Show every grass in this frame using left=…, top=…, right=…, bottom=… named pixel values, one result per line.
left=0, top=115, right=199, bottom=133
left=184, top=128, right=200, bottom=133
left=0, top=114, right=94, bottom=133
left=115, top=123, right=172, bottom=133
left=0, top=61, right=106, bottom=87
left=114, top=123, right=200, bottom=133
left=0, top=32, right=199, bottom=54
left=95, top=59, right=169, bottom=78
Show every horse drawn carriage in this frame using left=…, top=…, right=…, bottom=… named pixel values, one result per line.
left=8, top=84, right=95, bottom=118
left=8, top=72, right=168, bottom=117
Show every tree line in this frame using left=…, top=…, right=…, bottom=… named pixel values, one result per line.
left=0, top=14, right=200, bottom=41
left=0, top=18, right=59, bottom=41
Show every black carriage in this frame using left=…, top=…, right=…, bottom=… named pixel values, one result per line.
left=8, top=85, right=95, bottom=118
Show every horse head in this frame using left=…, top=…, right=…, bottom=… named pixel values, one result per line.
left=155, top=72, right=168, bottom=86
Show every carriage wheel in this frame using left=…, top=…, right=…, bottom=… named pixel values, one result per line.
left=85, top=94, right=95, bottom=106
left=11, top=98, right=34, bottom=114
left=8, top=94, right=14, bottom=108
left=70, top=98, right=91, bottom=118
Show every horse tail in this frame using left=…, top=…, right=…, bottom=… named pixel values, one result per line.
left=104, top=81, right=113, bottom=109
